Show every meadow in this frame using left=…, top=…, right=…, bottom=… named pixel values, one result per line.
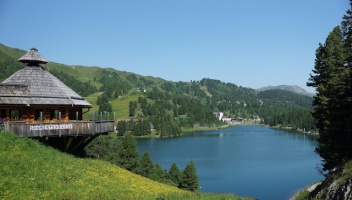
left=0, top=131, right=252, bottom=200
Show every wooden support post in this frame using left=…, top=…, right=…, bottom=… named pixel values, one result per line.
left=64, top=137, right=74, bottom=152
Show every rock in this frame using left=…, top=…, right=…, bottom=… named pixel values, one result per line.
left=310, top=168, right=352, bottom=200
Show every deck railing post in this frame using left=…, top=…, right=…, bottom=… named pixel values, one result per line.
left=76, top=111, right=79, bottom=136
left=39, top=111, right=43, bottom=137
left=100, top=112, right=103, bottom=134
left=59, top=111, right=62, bottom=137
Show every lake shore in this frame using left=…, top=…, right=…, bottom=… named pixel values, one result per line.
left=137, top=125, right=322, bottom=200
left=289, top=182, right=322, bottom=200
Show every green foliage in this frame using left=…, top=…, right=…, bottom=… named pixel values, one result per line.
left=129, top=100, right=137, bottom=116
left=116, top=120, right=127, bottom=135
left=113, top=133, right=140, bottom=172
left=0, top=131, right=193, bottom=199
left=97, top=93, right=112, bottom=112
left=307, top=4, right=352, bottom=172
left=258, top=89, right=313, bottom=108
left=84, top=135, right=112, bottom=159
left=49, top=69, right=97, bottom=97
left=258, top=101, right=315, bottom=130
left=295, top=189, right=310, bottom=200
left=116, top=118, right=151, bottom=136
left=85, top=134, right=200, bottom=191
left=179, top=160, right=199, bottom=192
left=0, top=51, right=23, bottom=82
left=150, top=163, right=169, bottom=183
left=135, top=151, right=154, bottom=178
left=169, top=162, right=182, bottom=186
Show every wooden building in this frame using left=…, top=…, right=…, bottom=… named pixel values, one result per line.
left=0, top=48, right=114, bottom=154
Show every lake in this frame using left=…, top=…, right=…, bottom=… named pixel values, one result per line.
left=136, top=125, right=323, bottom=200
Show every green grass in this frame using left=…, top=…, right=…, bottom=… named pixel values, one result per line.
left=294, top=189, right=310, bottom=200
left=0, top=131, right=252, bottom=200
left=111, top=91, right=142, bottom=120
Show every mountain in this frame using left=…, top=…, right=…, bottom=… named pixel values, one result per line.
left=257, top=85, right=314, bottom=97
left=0, top=43, right=316, bottom=131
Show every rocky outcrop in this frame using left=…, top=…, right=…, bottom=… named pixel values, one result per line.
left=310, top=165, right=352, bottom=200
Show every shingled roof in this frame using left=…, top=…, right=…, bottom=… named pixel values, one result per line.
left=0, top=48, right=91, bottom=107
left=18, top=48, right=48, bottom=65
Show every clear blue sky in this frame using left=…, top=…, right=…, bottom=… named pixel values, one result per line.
left=0, top=1, right=349, bottom=93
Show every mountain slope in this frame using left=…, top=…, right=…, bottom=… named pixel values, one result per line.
left=257, top=85, right=314, bottom=97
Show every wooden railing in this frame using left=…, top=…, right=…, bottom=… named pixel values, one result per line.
left=3, top=120, right=115, bottom=137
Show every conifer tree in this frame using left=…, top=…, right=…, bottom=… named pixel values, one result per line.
left=135, top=151, right=154, bottom=178
left=116, top=120, right=127, bottom=135
left=129, top=101, right=136, bottom=116
left=308, top=4, right=352, bottom=171
left=168, top=162, right=181, bottom=186
left=341, top=0, right=352, bottom=163
left=114, top=133, right=140, bottom=172
left=179, top=160, right=199, bottom=192
left=84, top=135, right=111, bottom=159
left=150, top=163, right=167, bottom=182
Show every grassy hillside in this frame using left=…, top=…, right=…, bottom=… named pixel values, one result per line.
left=0, top=131, right=252, bottom=200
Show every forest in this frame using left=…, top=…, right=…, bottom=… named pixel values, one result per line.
left=0, top=43, right=316, bottom=136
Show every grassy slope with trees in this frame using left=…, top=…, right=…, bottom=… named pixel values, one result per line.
left=0, top=130, right=253, bottom=200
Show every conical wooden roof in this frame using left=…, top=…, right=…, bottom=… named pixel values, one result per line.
left=0, top=49, right=91, bottom=107
left=18, top=48, right=48, bottom=64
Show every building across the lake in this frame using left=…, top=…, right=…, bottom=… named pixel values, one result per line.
left=0, top=48, right=114, bottom=154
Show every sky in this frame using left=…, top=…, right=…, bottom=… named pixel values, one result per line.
left=0, top=1, right=350, bottom=93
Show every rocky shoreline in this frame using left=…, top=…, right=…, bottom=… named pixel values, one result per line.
left=290, top=182, right=321, bottom=200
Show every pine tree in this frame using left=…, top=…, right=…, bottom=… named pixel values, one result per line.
left=168, top=162, right=181, bottom=186
left=135, top=151, right=154, bottom=178
left=114, top=133, right=140, bottom=172
left=308, top=24, right=351, bottom=171
left=116, top=120, right=127, bottom=135
left=129, top=101, right=136, bottom=116
left=179, top=160, right=199, bottom=192
left=150, top=163, right=167, bottom=182
left=84, top=135, right=111, bottom=159
left=341, top=0, right=352, bottom=164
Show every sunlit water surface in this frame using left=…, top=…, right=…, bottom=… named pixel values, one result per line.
left=137, top=126, right=322, bottom=200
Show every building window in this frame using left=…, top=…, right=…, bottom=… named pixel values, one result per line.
left=34, top=109, right=43, bottom=120
left=0, top=109, right=6, bottom=119
left=50, top=109, right=59, bottom=120
left=10, top=109, right=21, bottom=120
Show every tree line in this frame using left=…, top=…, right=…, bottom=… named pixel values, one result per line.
left=122, top=88, right=225, bottom=137
left=85, top=133, right=199, bottom=191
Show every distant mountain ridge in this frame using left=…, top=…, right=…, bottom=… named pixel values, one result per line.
left=257, top=85, right=314, bottom=97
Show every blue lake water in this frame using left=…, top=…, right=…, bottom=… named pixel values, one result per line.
left=136, top=125, right=323, bottom=200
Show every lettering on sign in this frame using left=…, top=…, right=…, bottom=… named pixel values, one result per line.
left=29, top=124, right=73, bottom=131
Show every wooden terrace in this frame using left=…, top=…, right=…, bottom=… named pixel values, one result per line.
left=2, top=112, right=115, bottom=138
left=0, top=48, right=116, bottom=154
